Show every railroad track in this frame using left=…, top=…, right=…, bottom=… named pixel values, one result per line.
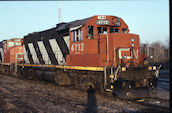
left=133, top=97, right=169, bottom=112
left=103, top=90, right=169, bottom=112
left=102, top=90, right=170, bottom=112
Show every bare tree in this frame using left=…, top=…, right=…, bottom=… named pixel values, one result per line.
left=140, top=40, right=169, bottom=70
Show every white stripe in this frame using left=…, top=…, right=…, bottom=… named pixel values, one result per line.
left=133, top=49, right=138, bottom=59
left=23, top=45, right=30, bottom=64
left=0, top=48, right=3, bottom=62
left=63, top=36, right=70, bottom=49
left=37, top=41, right=51, bottom=65
left=28, top=43, right=40, bottom=64
left=69, top=25, right=82, bottom=31
left=49, top=39, right=65, bottom=65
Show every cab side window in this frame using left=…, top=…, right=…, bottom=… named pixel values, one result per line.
left=74, top=30, right=78, bottom=41
left=88, top=26, right=94, bottom=39
left=71, top=29, right=82, bottom=42
left=122, top=28, right=128, bottom=34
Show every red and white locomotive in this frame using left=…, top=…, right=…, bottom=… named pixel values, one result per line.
left=0, top=15, right=160, bottom=98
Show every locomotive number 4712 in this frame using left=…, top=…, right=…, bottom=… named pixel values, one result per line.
left=71, top=43, right=84, bottom=52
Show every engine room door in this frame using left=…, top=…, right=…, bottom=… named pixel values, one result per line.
left=16, top=53, right=23, bottom=63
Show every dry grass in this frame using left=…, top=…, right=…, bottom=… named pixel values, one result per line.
left=0, top=74, right=168, bottom=113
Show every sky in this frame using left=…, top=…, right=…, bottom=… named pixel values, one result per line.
left=0, top=0, right=169, bottom=45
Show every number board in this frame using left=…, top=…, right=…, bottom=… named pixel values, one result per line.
left=96, top=20, right=110, bottom=25
left=71, top=43, right=84, bottom=54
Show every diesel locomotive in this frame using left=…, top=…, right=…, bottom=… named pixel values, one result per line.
left=0, top=15, right=161, bottom=98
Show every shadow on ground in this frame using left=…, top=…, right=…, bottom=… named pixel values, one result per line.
left=84, top=85, right=98, bottom=113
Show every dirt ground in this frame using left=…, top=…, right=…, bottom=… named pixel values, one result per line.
left=0, top=74, right=168, bottom=113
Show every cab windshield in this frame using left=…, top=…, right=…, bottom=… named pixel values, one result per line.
left=110, top=27, right=119, bottom=33
left=97, top=27, right=107, bottom=34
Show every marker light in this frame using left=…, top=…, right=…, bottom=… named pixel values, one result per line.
left=131, top=38, right=134, bottom=42
left=150, top=56, right=153, bottom=59
left=148, top=66, right=152, bottom=70
left=122, top=67, right=126, bottom=71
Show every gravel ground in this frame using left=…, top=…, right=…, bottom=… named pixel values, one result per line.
left=0, top=74, right=169, bottom=113
left=155, top=70, right=169, bottom=100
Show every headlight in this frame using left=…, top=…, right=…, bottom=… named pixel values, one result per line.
left=122, top=67, right=126, bottom=71
left=110, top=85, right=114, bottom=89
left=153, top=66, right=156, bottom=70
left=124, top=55, right=127, bottom=59
left=131, top=38, right=134, bottom=42
left=109, top=74, right=114, bottom=79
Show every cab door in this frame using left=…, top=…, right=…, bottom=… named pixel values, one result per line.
left=16, top=53, right=24, bottom=63
left=85, top=25, right=98, bottom=54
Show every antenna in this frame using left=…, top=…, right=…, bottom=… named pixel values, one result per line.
left=58, top=1, right=62, bottom=23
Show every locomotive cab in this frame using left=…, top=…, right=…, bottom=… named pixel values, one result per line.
left=66, top=15, right=141, bottom=68
left=2, top=38, right=24, bottom=63
left=66, top=15, right=159, bottom=98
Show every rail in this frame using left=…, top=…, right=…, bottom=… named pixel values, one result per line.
left=134, top=97, right=169, bottom=112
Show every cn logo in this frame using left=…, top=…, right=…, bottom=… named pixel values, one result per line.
left=133, top=49, right=138, bottom=59
left=118, top=48, right=138, bottom=59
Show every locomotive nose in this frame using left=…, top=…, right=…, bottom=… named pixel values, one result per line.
left=109, top=33, right=140, bottom=67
